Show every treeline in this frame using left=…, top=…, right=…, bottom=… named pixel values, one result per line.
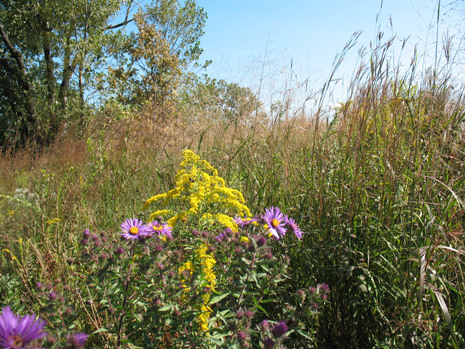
left=0, top=0, right=260, bottom=149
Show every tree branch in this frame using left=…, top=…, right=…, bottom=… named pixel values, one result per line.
left=105, top=0, right=136, bottom=30
left=105, top=17, right=134, bottom=30
left=0, top=58, right=30, bottom=91
left=0, top=23, right=28, bottom=83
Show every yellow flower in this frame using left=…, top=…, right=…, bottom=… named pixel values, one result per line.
left=167, top=212, right=187, bottom=227
left=240, top=236, right=250, bottom=243
left=189, top=244, right=218, bottom=332
left=198, top=302, right=212, bottom=332
left=179, top=260, right=194, bottom=275
left=215, top=214, right=238, bottom=232
left=45, top=218, right=62, bottom=224
left=144, top=149, right=251, bottom=230
left=148, top=209, right=171, bottom=221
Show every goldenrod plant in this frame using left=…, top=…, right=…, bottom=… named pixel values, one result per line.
left=143, top=149, right=251, bottom=232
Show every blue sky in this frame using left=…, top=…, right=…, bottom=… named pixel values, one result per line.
left=115, top=0, right=464, bottom=107
left=194, top=0, right=464, bottom=104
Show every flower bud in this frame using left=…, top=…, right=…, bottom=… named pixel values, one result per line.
left=237, top=331, right=246, bottom=342
left=263, top=337, right=276, bottom=349
left=114, top=247, right=124, bottom=255
left=272, top=321, right=288, bottom=338
left=245, top=311, right=254, bottom=320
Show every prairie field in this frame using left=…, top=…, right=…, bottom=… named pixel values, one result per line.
left=1, top=4, right=465, bottom=348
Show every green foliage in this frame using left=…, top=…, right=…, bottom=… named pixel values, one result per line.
left=0, top=0, right=207, bottom=146
left=143, top=0, right=207, bottom=67
left=0, top=0, right=129, bottom=146
left=106, top=0, right=207, bottom=119
left=179, top=75, right=262, bottom=124
left=107, top=12, right=183, bottom=117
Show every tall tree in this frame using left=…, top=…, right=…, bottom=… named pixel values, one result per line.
left=0, top=0, right=133, bottom=146
left=107, top=0, right=207, bottom=119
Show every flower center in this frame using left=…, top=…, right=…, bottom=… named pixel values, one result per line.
left=271, top=219, right=280, bottom=228
left=153, top=226, right=162, bottom=231
left=8, top=335, right=24, bottom=348
left=129, top=226, right=139, bottom=235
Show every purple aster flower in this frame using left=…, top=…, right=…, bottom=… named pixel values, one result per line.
left=284, top=216, right=304, bottom=239
left=0, top=306, right=47, bottom=348
left=234, top=216, right=258, bottom=228
left=145, top=221, right=173, bottom=239
left=272, top=321, right=288, bottom=338
left=263, top=207, right=287, bottom=239
left=65, top=332, right=88, bottom=348
left=120, top=218, right=147, bottom=240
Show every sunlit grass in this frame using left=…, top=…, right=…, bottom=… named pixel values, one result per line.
left=1, top=33, right=464, bottom=348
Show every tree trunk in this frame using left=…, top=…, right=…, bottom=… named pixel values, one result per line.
left=0, top=23, right=38, bottom=144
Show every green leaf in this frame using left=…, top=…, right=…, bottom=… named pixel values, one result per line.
left=209, top=292, right=230, bottom=305
left=92, top=327, right=108, bottom=334
left=296, top=328, right=314, bottom=340
left=252, top=296, right=268, bottom=316
left=158, top=305, right=172, bottom=312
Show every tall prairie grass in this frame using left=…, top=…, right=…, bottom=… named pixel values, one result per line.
left=1, top=30, right=464, bottom=347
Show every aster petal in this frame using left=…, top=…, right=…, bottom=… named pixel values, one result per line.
left=18, top=315, right=47, bottom=344
left=0, top=307, right=16, bottom=345
left=0, top=307, right=47, bottom=348
left=74, top=332, right=88, bottom=345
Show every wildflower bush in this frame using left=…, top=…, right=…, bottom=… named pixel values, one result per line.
left=0, top=150, right=327, bottom=348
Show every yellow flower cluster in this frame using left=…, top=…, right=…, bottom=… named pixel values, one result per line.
left=178, top=260, right=194, bottom=303
left=143, top=150, right=251, bottom=230
left=178, top=260, right=194, bottom=277
left=195, top=245, right=216, bottom=332
left=177, top=245, right=217, bottom=333
left=196, top=245, right=216, bottom=290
